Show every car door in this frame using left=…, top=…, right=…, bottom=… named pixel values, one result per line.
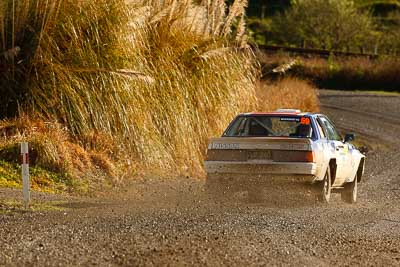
left=318, top=116, right=351, bottom=186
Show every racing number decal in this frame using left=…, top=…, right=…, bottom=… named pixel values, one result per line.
left=300, top=117, right=311, bottom=125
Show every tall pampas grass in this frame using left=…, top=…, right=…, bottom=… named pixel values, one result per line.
left=0, top=0, right=257, bottom=177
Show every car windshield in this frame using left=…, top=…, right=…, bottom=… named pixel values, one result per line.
left=223, top=115, right=313, bottom=138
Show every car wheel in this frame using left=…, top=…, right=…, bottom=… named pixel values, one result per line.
left=317, top=166, right=331, bottom=203
left=341, top=176, right=357, bottom=204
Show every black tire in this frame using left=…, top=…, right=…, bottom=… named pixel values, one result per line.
left=316, top=166, right=332, bottom=203
left=341, top=176, right=358, bottom=204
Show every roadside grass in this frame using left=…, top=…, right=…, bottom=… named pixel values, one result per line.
left=256, top=78, right=320, bottom=113
left=0, top=119, right=118, bottom=194
left=354, top=90, right=400, bottom=96
left=0, top=199, right=68, bottom=214
left=0, top=160, right=90, bottom=194
left=350, top=134, right=391, bottom=153
left=259, top=53, right=400, bottom=92
left=0, top=0, right=257, bottom=190
left=0, top=0, right=320, bottom=194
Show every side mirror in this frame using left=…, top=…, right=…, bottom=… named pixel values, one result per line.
left=344, top=133, right=355, bottom=143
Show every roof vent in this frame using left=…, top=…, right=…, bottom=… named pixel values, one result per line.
left=275, top=109, right=301, bottom=113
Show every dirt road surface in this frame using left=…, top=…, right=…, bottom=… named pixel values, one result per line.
left=1, top=90, right=400, bottom=266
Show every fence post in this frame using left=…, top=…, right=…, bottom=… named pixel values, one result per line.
left=21, top=142, right=30, bottom=209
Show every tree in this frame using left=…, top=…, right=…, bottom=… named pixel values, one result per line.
left=247, top=0, right=291, bottom=18
left=271, top=0, right=374, bottom=51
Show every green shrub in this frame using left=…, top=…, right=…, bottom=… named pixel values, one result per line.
left=270, top=0, right=375, bottom=51
left=247, top=17, right=273, bottom=45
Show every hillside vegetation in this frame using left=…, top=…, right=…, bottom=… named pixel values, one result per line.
left=250, top=0, right=400, bottom=92
left=0, top=0, right=319, bottom=193
left=248, top=0, right=400, bottom=55
left=259, top=53, right=400, bottom=92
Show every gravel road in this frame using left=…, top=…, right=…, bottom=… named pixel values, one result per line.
left=1, top=90, right=400, bottom=266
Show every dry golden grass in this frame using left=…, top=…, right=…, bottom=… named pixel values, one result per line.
left=259, top=53, right=400, bottom=92
left=0, top=1, right=322, bottom=193
left=299, top=56, right=400, bottom=91
left=256, top=78, right=320, bottom=113
left=0, top=117, right=119, bottom=193
left=0, top=1, right=323, bottom=191
left=0, top=0, right=258, bottom=181
left=0, top=0, right=318, bottom=195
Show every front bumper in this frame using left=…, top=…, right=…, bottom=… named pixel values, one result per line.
left=205, top=161, right=317, bottom=176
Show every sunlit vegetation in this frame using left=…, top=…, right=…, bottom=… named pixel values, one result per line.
left=247, top=0, right=400, bottom=55
left=256, top=78, right=320, bottom=113
left=0, top=0, right=320, bottom=192
left=260, top=53, right=400, bottom=92
left=0, top=0, right=259, bottom=191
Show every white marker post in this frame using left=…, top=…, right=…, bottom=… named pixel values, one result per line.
left=21, top=142, right=30, bottom=209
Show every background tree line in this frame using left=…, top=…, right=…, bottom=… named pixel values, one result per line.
left=245, top=0, right=400, bottom=54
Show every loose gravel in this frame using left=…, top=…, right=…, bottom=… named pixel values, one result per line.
left=1, top=90, right=399, bottom=266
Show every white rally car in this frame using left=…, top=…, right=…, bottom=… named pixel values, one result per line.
left=205, top=109, right=366, bottom=203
